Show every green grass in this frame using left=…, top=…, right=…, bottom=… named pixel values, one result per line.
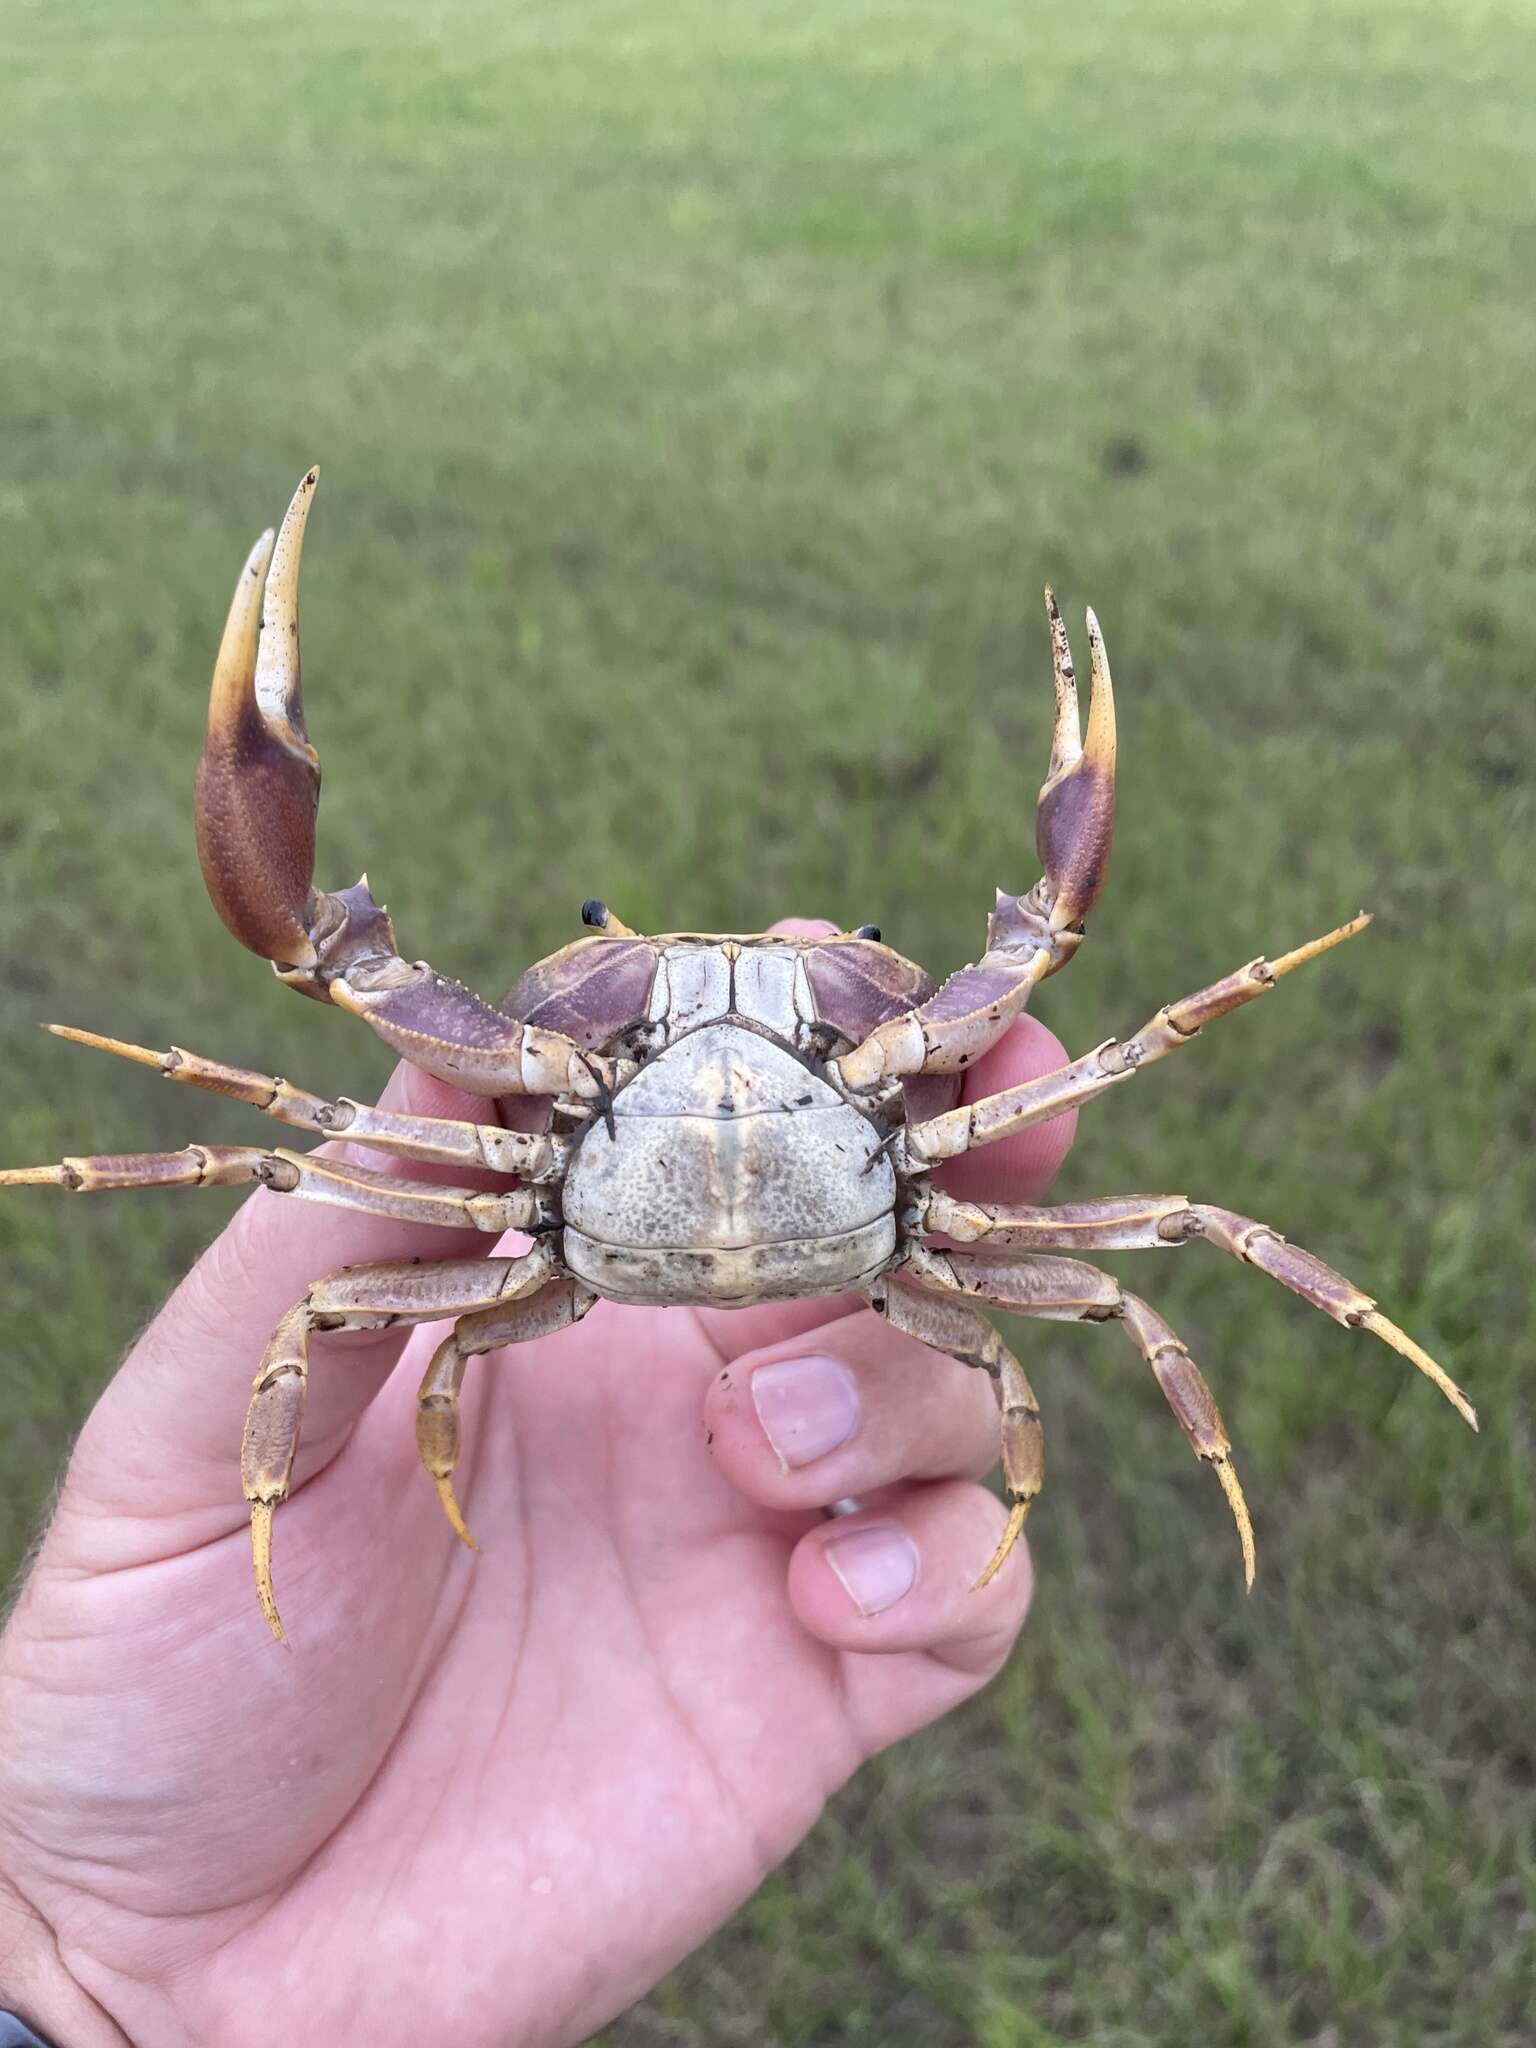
left=2, top=0, right=1533, bottom=2039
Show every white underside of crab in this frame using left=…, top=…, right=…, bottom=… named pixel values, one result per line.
left=561, top=1017, right=898, bottom=1308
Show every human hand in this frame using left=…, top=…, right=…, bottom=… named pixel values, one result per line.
left=0, top=923, right=1075, bottom=2048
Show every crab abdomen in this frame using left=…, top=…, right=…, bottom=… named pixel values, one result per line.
left=561, top=1025, right=896, bottom=1307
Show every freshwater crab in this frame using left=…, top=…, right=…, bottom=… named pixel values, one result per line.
left=2, top=470, right=1475, bottom=1640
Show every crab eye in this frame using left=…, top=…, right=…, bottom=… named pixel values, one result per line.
left=581, top=899, right=610, bottom=930
left=854, top=923, right=882, bottom=942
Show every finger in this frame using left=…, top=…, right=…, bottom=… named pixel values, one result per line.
left=936, top=1012, right=1076, bottom=1205
left=788, top=1482, right=1033, bottom=1678
left=62, top=1059, right=508, bottom=1526
left=705, top=1308, right=999, bottom=1510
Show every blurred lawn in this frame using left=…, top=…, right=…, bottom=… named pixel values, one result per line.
left=2, top=0, right=1533, bottom=2040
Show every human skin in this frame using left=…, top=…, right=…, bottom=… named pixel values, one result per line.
left=0, top=921, right=1075, bottom=2048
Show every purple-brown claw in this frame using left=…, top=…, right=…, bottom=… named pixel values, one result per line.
left=984, top=591, right=1116, bottom=987
left=195, top=473, right=415, bottom=1001
left=195, top=468, right=324, bottom=976
left=828, top=596, right=1118, bottom=1090
left=1033, top=591, right=1116, bottom=942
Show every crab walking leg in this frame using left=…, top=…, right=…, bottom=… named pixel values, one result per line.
left=37, top=1024, right=561, bottom=1178
left=195, top=471, right=614, bottom=1101
left=830, top=593, right=1116, bottom=1091
left=326, top=959, right=624, bottom=1100
left=0, top=1142, right=550, bottom=1233
left=898, top=1242, right=1257, bottom=1586
left=415, top=1277, right=596, bottom=1550
left=923, top=1190, right=1476, bottom=1428
left=901, top=913, right=1372, bottom=1169
left=243, top=1244, right=559, bottom=1640
left=866, top=1275, right=1045, bottom=1591
left=1113, top=1293, right=1257, bottom=1590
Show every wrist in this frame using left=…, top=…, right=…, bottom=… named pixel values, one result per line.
left=0, top=1876, right=132, bottom=2048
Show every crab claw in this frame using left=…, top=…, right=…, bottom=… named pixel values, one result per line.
left=1034, top=590, right=1116, bottom=938
left=983, top=592, right=1117, bottom=980
left=195, top=468, right=323, bottom=976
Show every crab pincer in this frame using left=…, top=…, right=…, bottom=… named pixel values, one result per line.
left=1022, top=590, right=1117, bottom=959
left=191, top=469, right=608, bottom=1099
left=194, top=468, right=407, bottom=1003
left=980, top=586, right=1117, bottom=989
left=831, top=590, right=1117, bottom=1089
left=195, top=467, right=328, bottom=983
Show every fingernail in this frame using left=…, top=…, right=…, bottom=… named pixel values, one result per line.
left=751, top=1353, right=861, bottom=1469
left=826, top=1523, right=919, bottom=1615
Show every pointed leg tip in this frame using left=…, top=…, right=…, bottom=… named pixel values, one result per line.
left=972, top=1498, right=1030, bottom=1591
left=250, top=1501, right=288, bottom=1643
left=1270, top=913, right=1374, bottom=979
left=45, top=1022, right=161, bottom=1067
left=0, top=1165, right=65, bottom=1187
left=44, top=1021, right=105, bottom=1046
left=1357, top=1310, right=1476, bottom=1432
left=433, top=1476, right=480, bottom=1552
left=1211, top=1457, right=1257, bottom=1591
left=1447, top=1388, right=1479, bottom=1432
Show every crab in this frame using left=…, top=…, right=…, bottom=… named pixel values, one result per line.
left=2, top=469, right=1476, bottom=1641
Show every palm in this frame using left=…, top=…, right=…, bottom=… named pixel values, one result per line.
left=0, top=1014, right=1068, bottom=2048
left=225, top=1299, right=889, bottom=2044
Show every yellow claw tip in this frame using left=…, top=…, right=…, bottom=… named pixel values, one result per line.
left=972, top=1498, right=1030, bottom=1591
left=1270, top=913, right=1373, bottom=980
left=250, top=1501, right=288, bottom=1644
left=434, top=1475, right=480, bottom=1552
left=46, top=1022, right=162, bottom=1067
left=1213, top=1458, right=1257, bottom=1592
left=1358, top=1310, right=1476, bottom=1430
